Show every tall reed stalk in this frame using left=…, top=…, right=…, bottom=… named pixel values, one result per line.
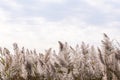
left=0, top=34, right=119, bottom=80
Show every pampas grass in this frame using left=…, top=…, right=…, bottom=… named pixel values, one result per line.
left=0, top=34, right=120, bottom=80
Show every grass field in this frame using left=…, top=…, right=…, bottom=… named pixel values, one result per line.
left=0, top=34, right=120, bottom=80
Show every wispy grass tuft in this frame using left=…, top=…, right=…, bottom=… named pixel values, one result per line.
left=0, top=34, right=120, bottom=80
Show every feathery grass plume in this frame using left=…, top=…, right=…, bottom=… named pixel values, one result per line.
left=0, top=34, right=120, bottom=80
left=98, top=33, right=120, bottom=80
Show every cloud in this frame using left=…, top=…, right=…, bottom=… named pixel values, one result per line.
left=1, top=16, right=120, bottom=52
left=1, top=0, right=23, bottom=10
left=39, top=0, right=66, bottom=4
left=0, top=0, right=120, bottom=53
left=0, top=8, right=10, bottom=23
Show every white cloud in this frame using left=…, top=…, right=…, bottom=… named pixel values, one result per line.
left=0, top=8, right=10, bottom=23
left=85, top=0, right=104, bottom=6
left=111, top=0, right=120, bottom=3
left=1, top=0, right=23, bottom=10
left=0, top=18, right=120, bottom=53
left=84, top=0, right=120, bottom=15
left=39, top=0, right=66, bottom=4
left=0, top=12, right=120, bottom=52
left=0, top=0, right=120, bottom=53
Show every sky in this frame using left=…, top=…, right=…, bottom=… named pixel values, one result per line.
left=0, top=0, right=120, bottom=53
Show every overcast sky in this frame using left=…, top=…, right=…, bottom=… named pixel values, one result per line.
left=0, top=0, right=120, bottom=53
